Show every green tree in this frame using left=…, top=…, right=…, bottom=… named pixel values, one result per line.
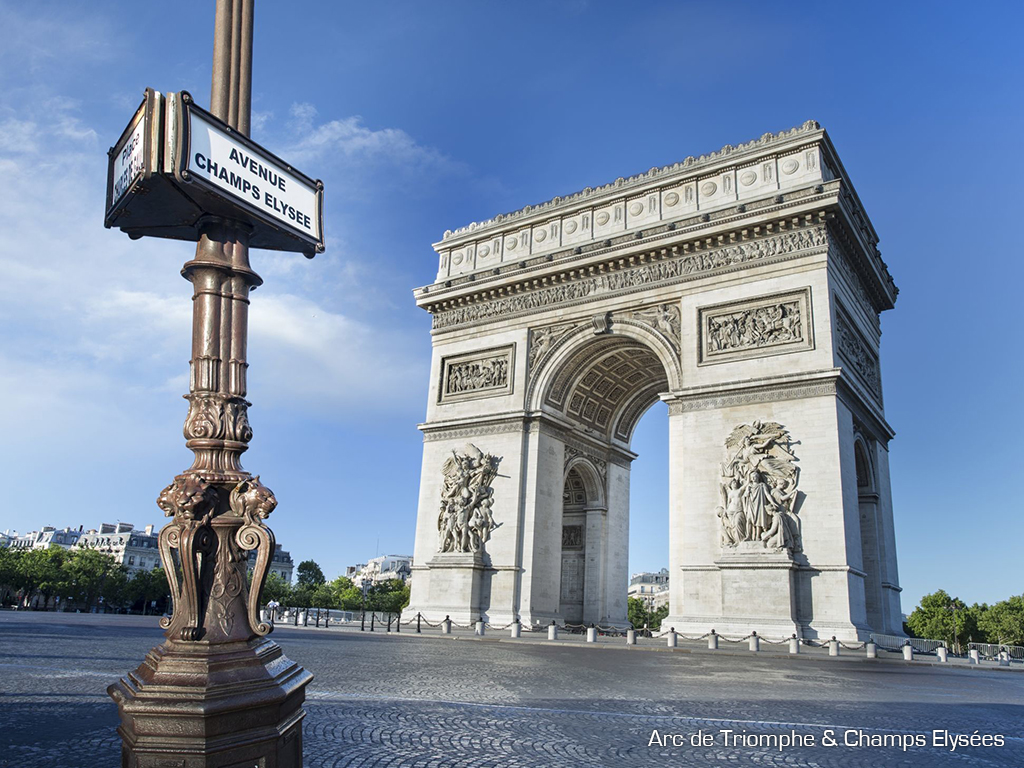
left=627, top=597, right=669, bottom=632
left=977, top=595, right=1024, bottom=646
left=0, top=547, right=20, bottom=604
left=296, top=560, right=325, bottom=589
left=311, top=584, right=337, bottom=609
left=906, top=590, right=976, bottom=653
left=367, top=578, right=409, bottom=614
left=328, top=576, right=363, bottom=611
left=17, top=548, right=67, bottom=608
left=102, top=566, right=133, bottom=612
left=260, top=572, right=293, bottom=606
left=65, top=549, right=119, bottom=611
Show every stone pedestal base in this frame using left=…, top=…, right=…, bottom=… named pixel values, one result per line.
left=108, top=636, right=313, bottom=768
left=667, top=546, right=804, bottom=640
left=412, top=552, right=489, bottom=625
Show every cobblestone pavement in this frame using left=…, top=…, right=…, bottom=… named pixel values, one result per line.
left=1, top=613, right=1021, bottom=767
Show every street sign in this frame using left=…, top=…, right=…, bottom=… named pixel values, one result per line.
left=105, top=88, right=162, bottom=226
left=104, top=90, right=325, bottom=257
left=172, top=92, right=324, bottom=254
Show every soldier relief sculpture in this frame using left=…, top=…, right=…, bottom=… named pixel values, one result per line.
left=717, top=421, right=802, bottom=554
left=438, top=444, right=503, bottom=554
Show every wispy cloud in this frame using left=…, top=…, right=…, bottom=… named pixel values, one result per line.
left=284, top=102, right=466, bottom=176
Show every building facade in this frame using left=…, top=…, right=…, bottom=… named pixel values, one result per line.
left=347, top=555, right=413, bottom=589
left=628, top=569, right=670, bottom=610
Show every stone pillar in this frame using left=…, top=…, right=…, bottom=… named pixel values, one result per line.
left=748, top=632, right=760, bottom=652
left=708, top=630, right=718, bottom=650
left=902, top=643, right=914, bottom=661
left=666, top=628, right=677, bottom=648
left=937, top=646, right=948, bottom=663
left=547, top=622, right=559, bottom=641
left=586, top=626, right=598, bottom=643
left=969, top=648, right=980, bottom=664
left=829, top=637, right=839, bottom=656
left=510, top=622, right=521, bottom=639
left=442, top=616, right=452, bottom=635
left=866, top=641, right=877, bottom=659
left=789, top=635, right=800, bottom=654
left=626, top=629, right=636, bottom=645
left=475, top=620, right=485, bottom=636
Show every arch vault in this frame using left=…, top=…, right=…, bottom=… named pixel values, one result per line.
left=406, top=122, right=904, bottom=640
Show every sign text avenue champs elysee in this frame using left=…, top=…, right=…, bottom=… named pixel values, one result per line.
left=105, top=88, right=325, bottom=257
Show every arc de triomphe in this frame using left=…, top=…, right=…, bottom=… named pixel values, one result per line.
left=406, top=121, right=903, bottom=641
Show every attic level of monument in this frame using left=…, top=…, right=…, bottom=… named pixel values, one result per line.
left=415, top=122, right=897, bottom=327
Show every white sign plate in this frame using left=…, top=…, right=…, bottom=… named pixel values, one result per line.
left=110, top=108, right=147, bottom=208
left=183, top=106, right=323, bottom=247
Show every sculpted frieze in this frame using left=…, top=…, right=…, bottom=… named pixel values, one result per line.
left=829, top=240, right=880, bottom=333
left=834, top=307, right=881, bottom=400
left=438, top=444, right=503, bottom=554
left=716, top=421, right=802, bottom=553
left=432, top=226, right=827, bottom=331
left=699, top=289, right=812, bottom=365
left=439, top=345, right=514, bottom=403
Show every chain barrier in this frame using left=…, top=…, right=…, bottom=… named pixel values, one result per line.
left=484, top=620, right=519, bottom=631
left=759, top=636, right=791, bottom=645
left=838, top=641, right=867, bottom=650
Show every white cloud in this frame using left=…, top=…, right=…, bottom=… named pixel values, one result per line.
left=284, top=102, right=465, bottom=176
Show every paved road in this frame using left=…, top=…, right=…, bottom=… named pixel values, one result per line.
left=1, top=613, right=1021, bottom=767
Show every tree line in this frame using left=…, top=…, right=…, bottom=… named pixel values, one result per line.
left=905, top=589, right=1024, bottom=652
left=262, top=559, right=410, bottom=615
left=0, top=546, right=168, bottom=614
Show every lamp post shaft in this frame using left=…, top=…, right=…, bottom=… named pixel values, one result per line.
left=108, top=3, right=313, bottom=765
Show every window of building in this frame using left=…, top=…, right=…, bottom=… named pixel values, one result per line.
left=128, top=556, right=135, bottom=565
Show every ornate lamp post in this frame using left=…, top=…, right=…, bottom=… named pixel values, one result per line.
left=107, top=2, right=313, bottom=765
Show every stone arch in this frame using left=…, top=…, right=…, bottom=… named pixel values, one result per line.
left=854, top=438, right=875, bottom=492
left=563, top=455, right=606, bottom=508
left=528, top=322, right=680, bottom=446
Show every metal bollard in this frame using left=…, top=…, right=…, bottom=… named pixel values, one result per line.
left=708, top=630, right=718, bottom=650
left=293, top=610, right=299, bottom=626
left=937, top=646, right=948, bottom=662
left=902, top=642, right=914, bottom=661
left=510, top=622, right=521, bottom=639
left=586, top=625, right=597, bottom=643
left=315, top=609, right=320, bottom=628
left=475, top=620, right=485, bottom=636
left=667, top=628, right=677, bottom=648
left=866, top=641, right=877, bottom=659
left=360, top=610, right=366, bottom=631
left=748, top=632, right=759, bottom=652
left=789, top=634, right=800, bottom=654
left=396, top=613, right=400, bottom=633
left=325, top=611, right=329, bottom=628
left=999, top=651, right=1011, bottom=667
left=969, top=648, right=980, bottom=664
left=442, top=616, right=452, bottom=634
left=626, top=629, right=636, bottom=646
left=387, top=615, right=393, bottom=633
left=548, top=621, right=558, bottom=641
left=370, top=612, right=375, bottom=632
left=416, top=612, right=421, bottom=634
left=829, top=637, right=839, bottom=657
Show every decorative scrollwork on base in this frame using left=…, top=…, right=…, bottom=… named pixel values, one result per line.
left=230, top=476, right=278, bottom=636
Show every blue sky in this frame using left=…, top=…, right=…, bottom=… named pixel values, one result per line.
left=1, top=1, right=1021, bottom=612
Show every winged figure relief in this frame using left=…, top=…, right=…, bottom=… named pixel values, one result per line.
left=717, top=421, right=801, bottom=553
left=438, top=444, right=503, bottom=554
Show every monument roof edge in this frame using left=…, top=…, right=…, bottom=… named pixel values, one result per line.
left=433, top=120, right=824, bottom=250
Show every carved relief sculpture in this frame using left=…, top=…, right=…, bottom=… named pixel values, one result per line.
left=700, top=289, right=812, bottom=365
left=438, top=444, right=503, bottom=554
left=439, top=346, right=514, bottom=402
left=834, top=307, right=882, bottom=399
left=716, top=421, right=801, bottom=553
